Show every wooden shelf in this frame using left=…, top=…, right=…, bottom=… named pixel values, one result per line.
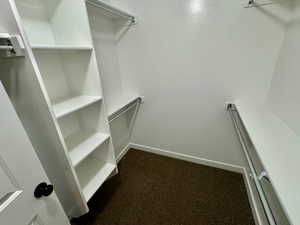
left=76, top=158, right=116, bottom=201
left=53, top=96, right=102, bottom=118
left=31, top=45, right=93, bottom=51
left=66, top=131, right=110, bottom=166
left=15, top=0, right=119, bottom=216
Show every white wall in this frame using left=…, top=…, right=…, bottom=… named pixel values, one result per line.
left=266, top=1, right=300, bottom=137
left=109, top=0, right=291, bottom=166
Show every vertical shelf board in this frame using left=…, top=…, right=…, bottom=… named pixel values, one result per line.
left=87, top=2, right=125, bottom=108
left=76, top=157, right=116, bottom=201
left=53, top=96, right=102, bottom=118
left=10, top=0, right=95, bottom=217
left=66, top=131, right=110, bottom=166
left=86, top=2, right=139, bottom=117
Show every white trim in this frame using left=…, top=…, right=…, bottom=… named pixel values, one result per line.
left=129, top=143, right=244, bottom=174
left=116, top=143, right=131, bottom=163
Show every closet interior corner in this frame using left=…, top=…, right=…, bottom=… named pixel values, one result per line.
left=4, top=0, right=299, bottom=224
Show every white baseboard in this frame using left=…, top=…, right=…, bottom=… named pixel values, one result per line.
left=129, top=143, right=244, bottom=174
left=116, top=143, right=131, bottom=163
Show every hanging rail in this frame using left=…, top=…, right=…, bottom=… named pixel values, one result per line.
left=109, top=97, right=142, bottom=123
left=0, top=46, right=13, bottom=50
left=86, top=0, right=136, bottom=24
left=0, top=33, right=24, bottom=58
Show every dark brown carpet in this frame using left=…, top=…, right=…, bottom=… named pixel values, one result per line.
left=72, top=149, right=255, bottom=225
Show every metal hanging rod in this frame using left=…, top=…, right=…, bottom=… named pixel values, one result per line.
left=109, top=97, right=142, bottom=123
left=0, top=46, right=13, bottom=50
left=86, top=0, right=136, bottom=24
left=0, top=33, right=24, bottom=58
left=227, top=103, right=277, bottom=225
left=244, top=0, right=278, bottom=8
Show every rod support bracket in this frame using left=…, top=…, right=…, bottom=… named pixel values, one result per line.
left=0, top=33, right=25, bottom=58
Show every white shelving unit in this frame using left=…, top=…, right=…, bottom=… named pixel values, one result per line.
left=13, top=0, right=118, bottom=217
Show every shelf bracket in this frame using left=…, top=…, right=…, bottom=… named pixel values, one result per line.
left=243, top=0, right=278, bottom=8
left=0, top=33, right=25, bottom=58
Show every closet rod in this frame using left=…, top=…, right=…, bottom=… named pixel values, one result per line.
left=109, top=98, right=141, bottom=123
left=0, top=46, right=13, bottom=50
left=86, top=0, right=136, bottom=23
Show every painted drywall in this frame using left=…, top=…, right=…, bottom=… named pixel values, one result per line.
left=108, top=0, right=291, bottom=166
left=266, top=1, right=300, bottom=137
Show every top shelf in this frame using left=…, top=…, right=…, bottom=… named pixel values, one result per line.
left=86, top=0, right=136, bottom=23
left=235, top=101, right=300, bottom=225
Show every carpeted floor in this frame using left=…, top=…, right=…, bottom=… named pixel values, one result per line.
left=72, top=149, right=255, bottom=225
